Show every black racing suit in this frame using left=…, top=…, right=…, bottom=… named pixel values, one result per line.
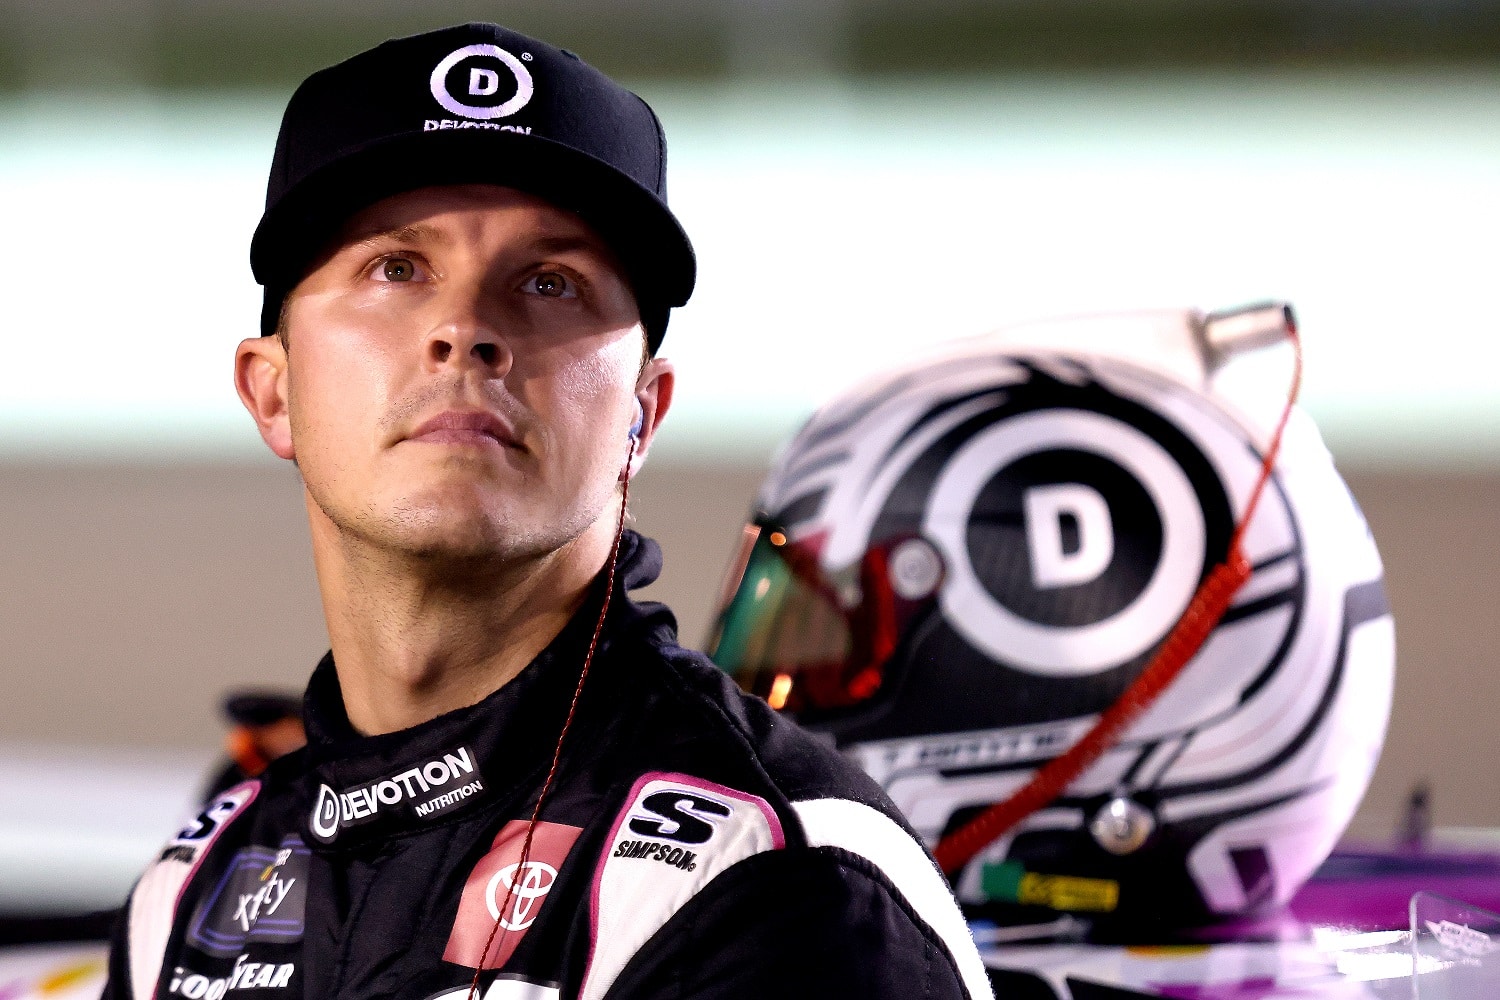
left=103, top=532, right=993, bottom=1000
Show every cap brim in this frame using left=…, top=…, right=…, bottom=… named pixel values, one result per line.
left=250, top=128, right=695, bottom=327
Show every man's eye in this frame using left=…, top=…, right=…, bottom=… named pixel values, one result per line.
left=528, top=271, right=577, bottom=299
left=379, top=257, right=419, bottom=282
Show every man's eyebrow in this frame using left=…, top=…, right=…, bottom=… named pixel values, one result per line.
left=337, top=228, right=609, bottom=261
left=528, top=234, right=614, bottom=261
left=343, top=223, right=449, bottom=250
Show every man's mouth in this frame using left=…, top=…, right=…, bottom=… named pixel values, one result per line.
left=405, top=410, right=523, bottom=451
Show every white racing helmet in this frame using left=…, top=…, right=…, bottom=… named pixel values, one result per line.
left=707, top=304, right=1394, bottom=930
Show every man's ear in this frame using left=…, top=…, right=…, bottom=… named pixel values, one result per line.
left=235, top=337, right=296, bottom=461
left=625, top=356, right=675, bottom=480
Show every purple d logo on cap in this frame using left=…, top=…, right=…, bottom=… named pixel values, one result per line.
left=429, top=44, right=534, bottom=120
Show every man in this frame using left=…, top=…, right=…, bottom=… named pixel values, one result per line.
left=103, top=22, right=992, bottom=1000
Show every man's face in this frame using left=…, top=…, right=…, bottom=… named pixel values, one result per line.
left=240, top=184, right=667, bottom=565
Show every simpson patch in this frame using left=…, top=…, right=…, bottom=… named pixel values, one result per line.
left=580, top=773, right=784, bottom=1000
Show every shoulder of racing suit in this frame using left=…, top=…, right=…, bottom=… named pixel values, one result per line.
left=574, top=640, right=993, bottom=1000
left=107, top=778, right=264, bottom=1000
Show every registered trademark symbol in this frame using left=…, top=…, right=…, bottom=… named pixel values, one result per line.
left=521, top=52, right=533, bottom=61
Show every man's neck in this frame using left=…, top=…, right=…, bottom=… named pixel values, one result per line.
left=307, top=500, right=619, bottom=736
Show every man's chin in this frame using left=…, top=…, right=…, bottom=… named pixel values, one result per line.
left=381, top=509, right=529, bottom=565
left=322, top=471, right=607, bottom=569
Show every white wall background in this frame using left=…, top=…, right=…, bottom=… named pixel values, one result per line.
left=2, top=71, right=1497, bottom=466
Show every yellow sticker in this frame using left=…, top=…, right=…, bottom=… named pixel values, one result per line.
left=1125, top=945, right=1211, bottom=957
left=1017, top=872, right=1120, bottom=912
left=39, top=959, right=106, bottom=993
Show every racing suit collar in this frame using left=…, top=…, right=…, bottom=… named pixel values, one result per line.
left=296, top=529, right=665, bottom=851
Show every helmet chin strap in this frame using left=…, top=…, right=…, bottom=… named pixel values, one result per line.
left=933, top=328, right=1304, bottom=878
left=467, top=435, right=638, bottom=998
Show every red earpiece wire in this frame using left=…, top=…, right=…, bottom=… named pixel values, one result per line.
left=466, top=436, right=638, bottom=999
left=932, top=331, right=1303, bottom=877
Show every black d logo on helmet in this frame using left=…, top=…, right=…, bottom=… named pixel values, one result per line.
left=707, top=305, right=1394, bottom=929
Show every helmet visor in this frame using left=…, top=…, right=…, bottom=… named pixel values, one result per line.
left=707, top=521, right=940, bottom=717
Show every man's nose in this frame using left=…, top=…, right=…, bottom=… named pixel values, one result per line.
left=423, top=299, right=511, bottom=374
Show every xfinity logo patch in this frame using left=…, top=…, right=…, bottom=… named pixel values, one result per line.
left=186, top=840, right=309, bottom=958
left=309, top=746, right=483, bottom=843
left=430, top=43, right=534, bottom=120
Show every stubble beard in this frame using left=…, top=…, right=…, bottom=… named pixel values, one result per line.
left=306, top=464, right=619, bottom=585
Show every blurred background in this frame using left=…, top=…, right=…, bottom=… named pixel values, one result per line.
left=1, top=0, right=1497, bottom=913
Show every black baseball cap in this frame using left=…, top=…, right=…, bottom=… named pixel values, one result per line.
left=250, top=22, right=696, bottom=353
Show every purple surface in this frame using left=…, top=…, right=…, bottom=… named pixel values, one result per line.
left=1175, top=847, right=1500, bottom=941
left=1287, top=848, right=1500, bottom=930
left=1152, top=982, right=1323, bottom=999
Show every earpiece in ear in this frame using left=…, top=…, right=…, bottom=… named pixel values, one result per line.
left=628, top=400, right=644, bottom=441
left=621, top=401, right=644, bottom=483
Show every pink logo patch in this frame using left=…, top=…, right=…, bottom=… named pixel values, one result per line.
left=444, top=820, right=582, bottom=970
